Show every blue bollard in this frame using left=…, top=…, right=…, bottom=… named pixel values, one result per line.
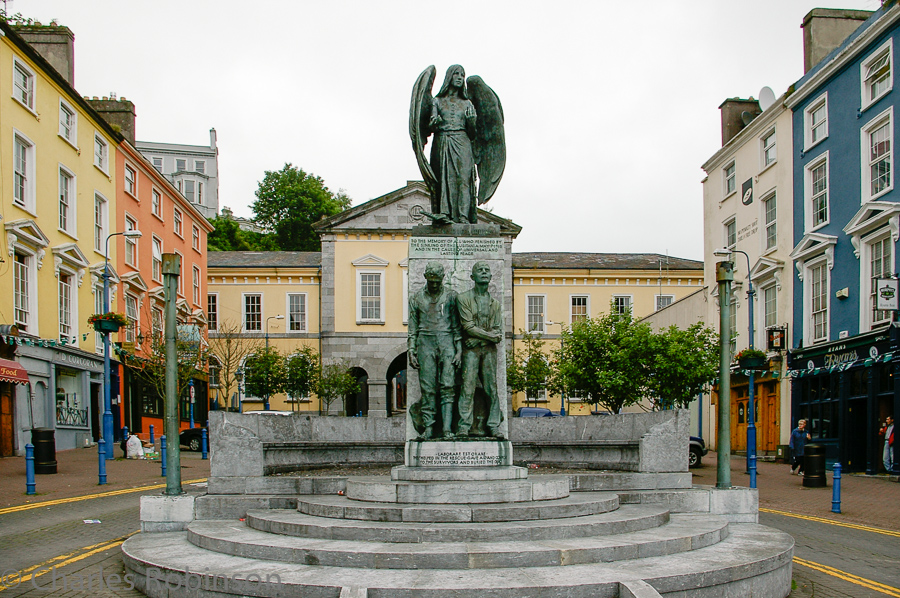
left=832, top=462, right=842, bottom=513
left=160, top=436, right=167, bottom=477
left=149, top=424, right=155, bottom=445
left=25, top=443, right=35, bottom=495
left=98, top=439, right=107, bottom=485
left=201, top=428, right=208, bottom=460
left=749, top=454, right=757, bottom=489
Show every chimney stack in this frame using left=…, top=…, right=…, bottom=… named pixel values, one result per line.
left=802, top=9, right=873, bottom=73
left=86, top=97, right=137, bottom=145
left=719, top=98, right=761, bottom=146
left=13, top=24, right=75, bottom=87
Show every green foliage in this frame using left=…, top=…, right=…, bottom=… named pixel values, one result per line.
left=316, top=362, right=360, bottom=414
left=243, top=347, right=286, bottom=400
left=507, top=331, right=553, bottom=403
left=647, top=324, right=719, bottom=409
left=252, top=164, right=351, bottom=251
left=284, top=346, right=320, bottom=402
left=206, top=216, right=280, bottom=252
left=550, top=305, right=718, bottom=413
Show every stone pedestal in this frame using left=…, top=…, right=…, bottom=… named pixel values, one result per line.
left=406, top=225, right=510, bottom=447
left=405, top=439, right=512, bottom=467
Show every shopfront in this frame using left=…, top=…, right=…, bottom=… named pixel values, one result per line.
left=789, top=328, right=900, bottom=473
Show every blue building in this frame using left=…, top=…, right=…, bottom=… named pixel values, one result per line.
left=788, top=6, right=900, bottom=473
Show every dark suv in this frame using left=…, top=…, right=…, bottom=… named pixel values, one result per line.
left=689, top=436, right=708, bottom=468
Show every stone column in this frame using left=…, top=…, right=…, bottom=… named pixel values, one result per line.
left=367, top=378, right=388, bottom=418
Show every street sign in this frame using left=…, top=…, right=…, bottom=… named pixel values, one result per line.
left=875, top=278, right=899, bottom=311
left=189, top=382, right=196, bottom=404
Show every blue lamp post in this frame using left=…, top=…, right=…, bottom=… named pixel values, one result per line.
left=715, top=248, right=757, bottom=488
left=544, top=321, right=566, bottom=416
left=102, top=229, right=142, bottom=460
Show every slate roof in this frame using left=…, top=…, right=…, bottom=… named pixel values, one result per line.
left=512, top=253, right=703, bottom=271
left=207, top=251, right=321, bottom=268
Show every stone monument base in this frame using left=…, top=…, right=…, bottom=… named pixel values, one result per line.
left=392, top=465, right=527, bottom=481
left=405, top=439, right=512, bottom=467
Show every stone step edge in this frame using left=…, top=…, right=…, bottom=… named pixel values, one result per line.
left=185, top=514, right=728, bottom=570
left=345, top=475, right=570, bottom=504
left=297, top=491, right=620, bottom=523
left=244, top=506, right=670, bottom=543
left=121, top=524, right=793, bottom=596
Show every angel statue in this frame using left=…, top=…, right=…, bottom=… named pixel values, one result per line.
left=410, top=65, right=505, bottom=225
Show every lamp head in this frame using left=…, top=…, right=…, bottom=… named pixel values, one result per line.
left=713, top=248, right=732, bottom=259
left=123, top=230, right=142, bottom=239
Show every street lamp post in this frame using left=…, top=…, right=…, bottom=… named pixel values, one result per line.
left=544, top=321, right=565, bottom=416
left=235, top=368, right=244, bottom=413
left=264, top=315, right=284, bottom=411
left=102, top=229, right=142, bottom=460
left=715, top=248, right=757, bottom=488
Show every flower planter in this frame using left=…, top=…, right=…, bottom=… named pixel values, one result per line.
left=738, top=356, right=767, bottom=370
left=93, top=319, right=122, bottom=333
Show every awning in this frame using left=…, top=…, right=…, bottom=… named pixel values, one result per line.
left=0, top=358, right=29, bottom=385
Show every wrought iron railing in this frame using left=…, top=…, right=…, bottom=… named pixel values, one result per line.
left=56, top=406, right=88, bottom=427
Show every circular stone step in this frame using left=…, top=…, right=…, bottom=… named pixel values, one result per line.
left=297, top=491, right=619, bottom=523
left=391, top=466, right=529, bottom=481
left=245, top=504, right=669, bottom=543
left=186, top=514, right=729, bottom=569
left=345, top=475, right=569, bottom=504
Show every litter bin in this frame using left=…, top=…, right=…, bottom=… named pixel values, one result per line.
left=802, top=444, right=826, bottom=488
left=31, top=428, right=57, bottom=474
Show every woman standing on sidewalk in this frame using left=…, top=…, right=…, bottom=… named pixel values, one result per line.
left=790, top=419, right=811, bottom=475
left=880, top=416, right=894, bottom=473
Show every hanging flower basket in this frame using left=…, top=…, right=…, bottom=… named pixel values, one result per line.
left=88, top=312, right=128, bottom=333
left=735, top=348, right=767, bottom=370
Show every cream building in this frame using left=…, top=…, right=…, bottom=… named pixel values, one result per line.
left=207, top=182, right=704, bottom=417
left=700, top=95, right=795, bottom=454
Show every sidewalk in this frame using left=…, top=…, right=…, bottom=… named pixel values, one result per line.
left=691, top=452, right=900, bottom=532
left=0, top=444, right=210, bottom=509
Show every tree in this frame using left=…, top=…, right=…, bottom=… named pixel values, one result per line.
left=206, top=320, right=263, bottom=410
left=646, top=324, right=719, bottom=410
left=243, top=347, right=285, bottom=405
left=551, top=306, right=719, bottom=413
left=316, top=361, right=359, bottom=415
left=251, top=164, right=351, bottom=251
left=207, top=217, right=279, bottom=252
left=284, top=345, right=320, bottom=410
left=507, top=331, right=553, bottom=407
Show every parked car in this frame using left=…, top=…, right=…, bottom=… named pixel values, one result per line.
left=689, top=436, right=708, bottom=468
left=179, top=427, right=207, bottom=452
left=516, top=407, right=560, bottom=417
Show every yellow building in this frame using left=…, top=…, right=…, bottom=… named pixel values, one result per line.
left=1, top=22, right=124, bottom=453
left=207, top=182, right=704, bottom=417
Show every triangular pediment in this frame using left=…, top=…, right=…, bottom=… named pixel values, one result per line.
left=351, top=253, right=390, bottom=268
left=5, top=219, right=49, bottom=252
left=313, top=181, right=521, bottom=235
left=843, top=200, right=900, bottom=258
left=750, top=256, right=785, bottom=290
left=121, top=272, right=149, bottom=293
left=90, top=262, right=120, bottom=285
left=790, top=232, right=837, bottom=280
left=52, top=243, right=90, bottom=269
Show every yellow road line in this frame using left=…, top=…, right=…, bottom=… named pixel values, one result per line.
left=0, top=478, right=207, bottom=515
left=0, top=532, right=136, bottom=591
left=794, top=557, right=900, bottom=596
left=760, top=507, right=900, bottom=538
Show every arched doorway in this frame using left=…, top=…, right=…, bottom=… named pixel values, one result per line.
left=345, top=367, right=368, bottom=417
left=386, top=352, right=407, bottom=417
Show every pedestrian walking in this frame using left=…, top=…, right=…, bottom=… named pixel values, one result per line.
left=789, top=419, right=811, bottom=475
left=880, top=416, right=894, bottom=473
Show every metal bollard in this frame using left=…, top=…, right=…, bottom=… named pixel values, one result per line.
left=201, top=428, right=208, bottom=460
left=149, top=424, right=155, bottom=445
left=98, top=439, right=107, bottom=485
left=160, top=436, right=167, bottom=477
left=25, top=443, right=35, bottom=495
left=749, top=454, right=757, bottom=489
left=832, top=462, right=842, bottom=513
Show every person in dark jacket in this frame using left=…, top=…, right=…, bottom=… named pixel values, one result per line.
left=789, top=419, right=811, bottom=475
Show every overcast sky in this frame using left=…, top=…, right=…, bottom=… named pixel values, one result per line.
left=13, top=0, right=881, bottom=260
